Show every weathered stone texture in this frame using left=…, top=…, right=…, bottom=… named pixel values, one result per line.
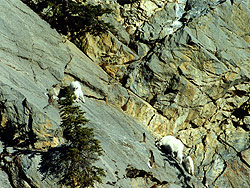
left=95, top=0, right=250, bottom=186
left=0, top=0, right=250, bottom=187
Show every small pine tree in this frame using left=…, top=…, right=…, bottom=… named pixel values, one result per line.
left=40, top=86, right=105, bottom=187
left=58, top=86, right=105, bottom=187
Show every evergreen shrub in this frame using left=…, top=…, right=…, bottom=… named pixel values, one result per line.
left=40, top=86, right=105, bottom=187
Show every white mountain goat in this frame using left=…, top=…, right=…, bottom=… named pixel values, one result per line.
left=43, top=84, right=61, bottom=109
left=183, top=155, right=194, bottom=175
left=69, top=81, right=85, bottom=103
left=155, top=135, right=184, bottom=164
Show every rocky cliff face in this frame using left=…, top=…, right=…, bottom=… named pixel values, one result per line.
left=0, top=0, right=249, bottom=187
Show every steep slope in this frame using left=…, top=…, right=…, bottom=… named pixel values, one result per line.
left=0, top=0, right=250, bottom=188
left=80, top=0, right=250, bottom=187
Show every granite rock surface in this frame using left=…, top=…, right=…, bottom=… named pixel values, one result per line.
left=0, top=0, right=249, bottom=187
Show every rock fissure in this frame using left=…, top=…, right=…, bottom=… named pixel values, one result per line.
left=201, top=165, right=208, bottom=188
left=64, top=54, right=72, bottom=69
left=212, top=151, right=228, bottom=185
left=85, top=95, right=106, bottom=101
left=29, top=62, right=38, bottom=82
left=13, top=155, right=39, bottom=188
left=216, top=131, right=250, bottom=169
left=125, top=86, right=174, bottom=121
left=125, top=166, right=168, bottom=186
left=0, top=147, right=39, bottom=188
left=217, top=132, right=239, bottom=153
left=3, top=63, right=25, bottom=72
left=0, top=0, right=250, bottom=187
left=147, top=114, right=155, bottom=127
left=238, top=152, right=250, bottom=169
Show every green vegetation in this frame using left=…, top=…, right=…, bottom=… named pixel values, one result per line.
left=22, top=0, right=115, bottom=60
left=40, top=86, right=105, bottom=187
left=46, top=0, right=113, bottom=35
left=22, top=0, right=113, bottom=40
left=117, top=0, right=139, bottom=5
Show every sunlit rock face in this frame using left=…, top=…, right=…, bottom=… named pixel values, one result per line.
left=0, top=0, right=249, bottom=187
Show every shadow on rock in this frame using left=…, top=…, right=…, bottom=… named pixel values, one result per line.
left=163, top=154, right=192, bottom=188
left=39, top=146, right=68, bottom=184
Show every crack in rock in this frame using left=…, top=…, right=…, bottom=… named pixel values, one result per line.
left=125, top=165, right=168, bottom=187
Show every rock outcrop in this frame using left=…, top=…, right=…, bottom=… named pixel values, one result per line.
left=0, top=0, right=249, bottom=187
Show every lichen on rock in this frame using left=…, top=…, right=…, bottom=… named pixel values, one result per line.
left=0, top=0, right=250, bottom=187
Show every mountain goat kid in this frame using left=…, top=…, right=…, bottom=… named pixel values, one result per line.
left=155, top=135, right=184, bottom=164
left=183, top=155, right=194, bottom=175
left=69, top=81, right=85, bottom=103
